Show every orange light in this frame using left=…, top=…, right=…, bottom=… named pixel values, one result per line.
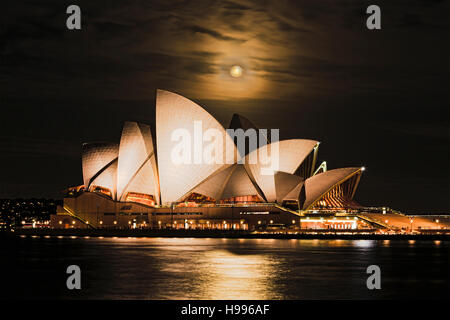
left=230, top=65, right=243, bottom=78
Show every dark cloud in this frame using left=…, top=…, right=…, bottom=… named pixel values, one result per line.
left=222, top=1, right=251, bottom=11
left=0, top=136, right=80, bottom=158
left=183, top=24, right=247, bottom=42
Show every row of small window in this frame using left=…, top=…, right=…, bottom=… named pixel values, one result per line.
left=154, top=212, right=203, bottom=216
left=110, top=212, right=279, bottom=216
left=239, top=211, right=279, bottom=215
left=105, top=212, right=203, bottom=216
left=116, top=212, right=146, bottom=216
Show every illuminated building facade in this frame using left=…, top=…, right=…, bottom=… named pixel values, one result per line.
left=52, top=89, right=409, bottom=231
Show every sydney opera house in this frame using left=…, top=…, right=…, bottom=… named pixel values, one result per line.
left=50, top=90, right=449, bottom=233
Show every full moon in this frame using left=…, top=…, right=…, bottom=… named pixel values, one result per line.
left=230, top=65, right=243, bottom=78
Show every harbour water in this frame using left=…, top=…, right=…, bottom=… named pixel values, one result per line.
left=1, top=237, right=448, bottom=299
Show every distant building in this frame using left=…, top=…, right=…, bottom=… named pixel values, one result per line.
left=1, top=198, right=58, bottom=228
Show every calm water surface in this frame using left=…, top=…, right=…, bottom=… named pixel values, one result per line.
left=1, top=237, right=449, bottom=299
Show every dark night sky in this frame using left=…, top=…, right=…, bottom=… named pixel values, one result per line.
left=1, top=0, right=449, bottom=213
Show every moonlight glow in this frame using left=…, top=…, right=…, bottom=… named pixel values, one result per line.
left=230, top=65, right=243, bottom=78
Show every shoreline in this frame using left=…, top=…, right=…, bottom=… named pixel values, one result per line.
left=2, top=229, right=449, bottom=240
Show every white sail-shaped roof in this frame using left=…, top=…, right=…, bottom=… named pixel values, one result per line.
left=228, top=113, right=269, bottom=157
left=156, top=89, right=237, bottom=204
left=283, top=181, right=305, bottom=201
left=244, top=139, right=319, bottom=202
left=274, top=171, right=304, bottom=203
left=187, top=166, right=235, bottom=200
left=117, top=121, right=160, bottom=203
left=185, top=164, right=263, bottom=201
left=81, top=142, right=119, bottom=192
left=76, top=91, right=366, bottom=210
left=301, top=167, right=363, bottom=210
left=221, top=164, right=262, bottom=200
left=89, top=160, right=118, bottom=197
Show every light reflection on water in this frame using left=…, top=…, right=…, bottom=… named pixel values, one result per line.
left=102, top=237, right=280, bottom=299
left=199, top=250, right=276, bottom=299
left=1, top=237, right=449, bottom=300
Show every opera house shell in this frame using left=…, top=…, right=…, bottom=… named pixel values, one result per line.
left=55, top=90, right=366, bottom=230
